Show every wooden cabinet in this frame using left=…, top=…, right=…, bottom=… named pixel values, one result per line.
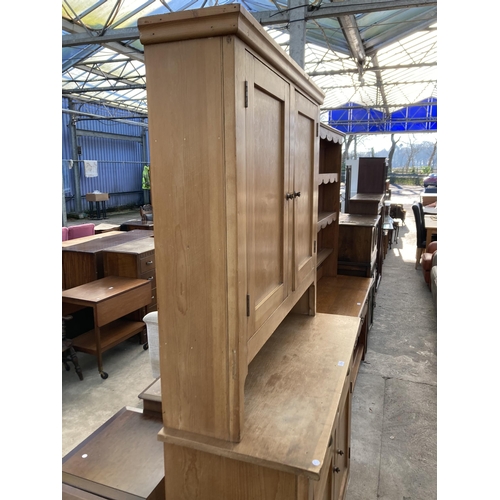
left=102, top=238, right=157, bottom=314
left=139, top=4, right=323, bottom=443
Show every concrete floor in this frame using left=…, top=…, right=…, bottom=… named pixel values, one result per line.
left=62, top=185, right=437, bottom=499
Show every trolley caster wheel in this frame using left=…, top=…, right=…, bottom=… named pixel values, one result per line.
left=100, top=372, right=108, bottom=379
left=143, top=343, right=149, bottom=350
left=65, top=364, right=70, bottom=371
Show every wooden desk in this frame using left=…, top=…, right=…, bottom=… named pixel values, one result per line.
left=424, top=214, right=438, bottom=247
left=421, top=193, right=437, bottom=206
left=94, top=223, right=121, bottom=234
left=62, top=230, right=152, bottom=289
left=62, top=276, right=152, bottom=378
left=62, top=407, right=164, bottom=500
left=62, top=231, right=122, bottom=248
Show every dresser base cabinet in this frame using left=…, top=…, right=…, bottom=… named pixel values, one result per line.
left=157, top=313, right=359, bottom=500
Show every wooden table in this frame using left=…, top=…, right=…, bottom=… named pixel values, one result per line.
left=421, top=193, right=437, bottom=206
left=62, top=276, right=152, bottom=378
left=424, top=214, right=438, bottom=247
left=62, top=407, right=164, bottom=500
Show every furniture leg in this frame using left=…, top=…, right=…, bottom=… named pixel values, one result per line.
left=415, top=247, right=423, bottom=269
left=68, top=345, right=84, bottom=380
left=92, top=309, right=107, bottom=379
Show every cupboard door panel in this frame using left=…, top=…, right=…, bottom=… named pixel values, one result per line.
left=246, top=54, right=290, bottom=336
left=293, top=91, right=318, bottom=290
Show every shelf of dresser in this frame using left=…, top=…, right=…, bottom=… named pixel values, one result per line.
left=317, top=247, right=333, bottom=267
left=318, top=173, right=338, bottom=185
left=157, top=312, right=360, bottom=481
left=317, top=211, right=337, bottom=231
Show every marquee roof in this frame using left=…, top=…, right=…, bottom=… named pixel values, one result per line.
left=62, top=0, right=437, bottom=132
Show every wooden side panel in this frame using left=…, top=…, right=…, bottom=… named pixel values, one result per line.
left=144, top=36, right=235, bottom=441
left=246, top=53, right=290, bottom=336
left=164, top=444, right=299, bottom=500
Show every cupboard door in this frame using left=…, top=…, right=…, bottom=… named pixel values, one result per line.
left=292, top=90, right=318, bottom=291
left=333, top=383, right=351, bottom=500
left=246, top=53, right=291, bottom=336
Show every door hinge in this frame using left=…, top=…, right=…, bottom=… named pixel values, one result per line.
left=246, top=294, right=250, bottom=316
left=244, top=81, right=249, bottom=108
left=314, top=240, right=317, bottom=253
left=316, top=122, right=319, bottom=137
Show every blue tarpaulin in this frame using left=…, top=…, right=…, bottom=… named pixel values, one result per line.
left=328, top=98, right=437, bottom=134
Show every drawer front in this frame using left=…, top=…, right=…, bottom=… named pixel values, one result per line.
left=139, top=254, right=155, bottom=274
left=140, top=270, right=156, bottom=291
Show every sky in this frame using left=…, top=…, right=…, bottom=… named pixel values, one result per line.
left=354, top=132, right=437, bottom=154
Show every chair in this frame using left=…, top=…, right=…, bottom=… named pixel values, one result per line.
left=62, top=315, right=83, bottom=380
left=417, top=201, right=437, bottom=244
left=140, top=204, right=153, bottom=222
left=62, top=227, right=69, bottom=241
left=411, top=203, right=427, bottom=269
left=421, top=241, right=437, bottom=289
left=389, top=203, right=406, bottom=225
left=68, top=223, right=95, bottom=240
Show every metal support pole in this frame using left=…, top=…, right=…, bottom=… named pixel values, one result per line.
left=68, top=100, right=84, bottom=218
left=289, top=0, right=306, bottom=68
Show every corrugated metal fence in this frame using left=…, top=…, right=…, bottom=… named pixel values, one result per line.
left=62, top=98, right=149, bottom=216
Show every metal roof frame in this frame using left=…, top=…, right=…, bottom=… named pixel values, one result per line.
left=62, top=0, right=437, bottom=132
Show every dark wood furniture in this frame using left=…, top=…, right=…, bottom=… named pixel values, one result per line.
left=62, top=230, right=151, bottom=290
left=356, top=157, right=387, bottom=194
left=62, top=276, right=152, bottom=378
left=120, top=219, right=154, bottom=231
left=62, top=407, right=165, bottom=500
left=348, top=192, right=385, bottom=216
left=337, top=213, right=380, bottom=278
